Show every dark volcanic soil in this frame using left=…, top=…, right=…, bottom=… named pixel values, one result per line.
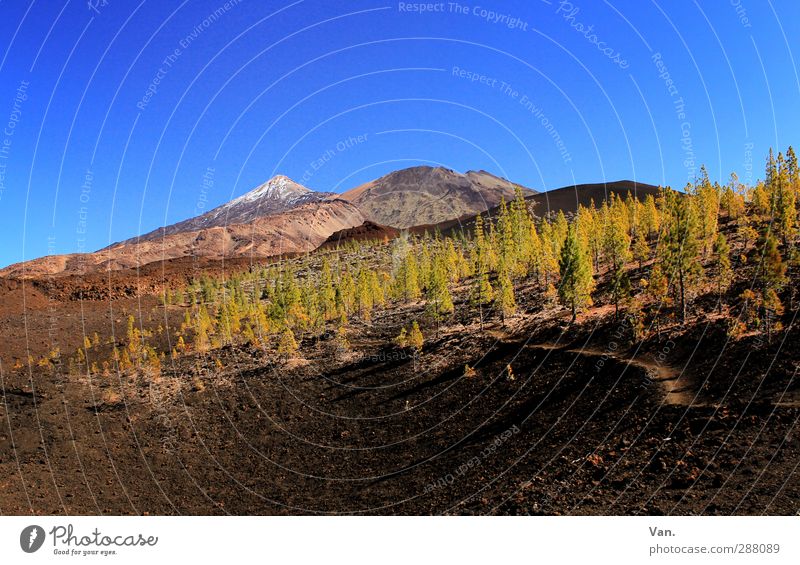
left=1, top=279, right=798, bottom=515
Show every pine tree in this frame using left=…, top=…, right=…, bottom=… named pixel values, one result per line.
left=193, top=305, right=213, bottom=352
left=76, top=347, right=86, bottom=367
left=396, top=248, right=421, bottom=302
left=775, top=152, right=797, bottom=245
left=242, top=323, right=257, bottom=346
left=762, top=288, right=784, bottom=343
left=334, top=324, right=350, bottom=358
left=126, top=315, right=141, bottom=359
left=337, top=270, right=356, bottom=314
left=695, top=166, right=720, bottom=256
left=625, top=296, right=646, bottom=342
left=752, top=180, right=771, bottom=218
left=713, top=233, right=733, bottom=314
left=539, top=219, right=560, bottom=287
left=510, top=186, right=534, bottom=278
left=604, top=197, right=633, bottom=319
left=661, top=190, right=702, bottom=324
left=443, top=239, right=459, bottom=283
left=407, top=321, right=424, bottom=371
left=585, top=201, right=604, bottom=271
left=558, top=224, right=594, bottom=322
left=754, top=233, right=787, bottom=342
left=721, top=173, right=745, bottom=220
left=395, top=327, right=408, bottom=348
left=356, top=267, right=374, bottom=321
left=145, top=346, right=161, bottom=377
left=408, top=321, right=424, bottom=352
left=737, top=213, right=759, bottom=253
left=787, top=145, right=799, bottom=188
left=496, top=197, right=516, bottom=274
left=645, top=264, right=669, bottom=340
left=496, top=260, right=516, bottom=326
left=760, top=233, right=788, bottom=292
left=642, top=194, right=660, bottom=238
left=527, top=219, right=544, bottom=282
left=119, top=348, right=133, bottom=372
left=319, top=259, right=337, bottom=320
left=425, top=253, right=454, bottom=334
left=471, top=214, right=494, bottom=329
left=633, top=230, right=650, bottom=269
left=417, top=239, right=432, bottom=292
left=278, top=327, right=299, bottom=359
left=554, top=211, right=569, bottom=249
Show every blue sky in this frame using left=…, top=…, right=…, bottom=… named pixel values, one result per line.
left=0, top=0, right=798, bottom=266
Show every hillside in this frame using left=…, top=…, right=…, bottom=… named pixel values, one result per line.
left=0, top=199, right=363, bottom=278
left=339, top=166, right=536, bottom=228
left=320, top=220, right=400, bottom=249
left=526, top=180, right=662, bottom=217
left=117, top=175, right=334, bottom=246
left=1, top=183, right=798, bottom=515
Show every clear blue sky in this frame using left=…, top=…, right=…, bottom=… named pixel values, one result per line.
left=0, top=0, right=798, bottom=267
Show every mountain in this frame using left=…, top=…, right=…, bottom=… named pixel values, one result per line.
left=0, top=173, right=660, bottom=279
left=117, top=175, right=334, bottom=245
left=427, top=180, right=663, bottom=238
left=327, top=180, right=664, bottom=246
left=320, top=221, right=401, bottom=249
left=1, top=199, right=363, bottom=279
left=338, top=166, right=536, bottom=228
left=525, top=180, right=662, bottom=217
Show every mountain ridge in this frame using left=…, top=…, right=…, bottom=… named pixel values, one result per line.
left=0, top=170, right=663, bottom=278
left=113, top=175, right=335, bottom=247
left=338, top=166, right=537, bottom=228
left=1, top=198, right=363, bottom=278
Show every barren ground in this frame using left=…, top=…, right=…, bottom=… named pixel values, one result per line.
left=1, top=257, right=797, bottom=515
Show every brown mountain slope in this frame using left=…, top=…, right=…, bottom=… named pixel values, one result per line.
left=328, top=180, right=665, bottom=246
left=320, top=220, right=400, bottom=249
left=0, top=199, right=364, bottom=278
left=338, top=166, right=536, bottom=228
left=115, top=175, right=334, bottom=246
left=526, top=180, right=662, bottom=217
left=429, top=179, right=664, bottom=237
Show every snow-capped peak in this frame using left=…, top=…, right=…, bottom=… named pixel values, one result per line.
left=224, top=175, right=310, bottom=208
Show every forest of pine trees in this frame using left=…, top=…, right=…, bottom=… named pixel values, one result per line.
left=47, top=147, right=800, bottom=378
